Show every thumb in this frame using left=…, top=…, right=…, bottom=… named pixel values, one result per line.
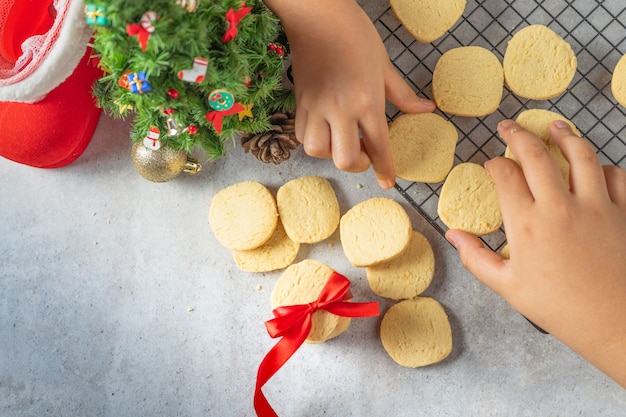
left=384, top=60, right=436, bottom=113
left=445, top=229, right=510, bottom=296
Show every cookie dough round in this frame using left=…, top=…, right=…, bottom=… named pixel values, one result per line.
left=271, top=259, right=350, bottom=344
left=232, top=220, right=300, bottom=272
left=503, top=25, right=577, bottom=100
left=389, top=113, right=458, bottom=183
left=432, top=46, right=504, bottom=117
left=366, top=230, right=435, bottom=300
left=209, top=181, right=278, bottom=251
left=437, top=162, right=502, bottom=236
left=391, top=0, right=466, bottom=43
left=276, top=176, right=340, bottom=244
left=505, top=109, right=581, bottom=186
left=612, top=53, right=626, bottom=107
left=380, top=297, right=453, bottom=368
left=340, top=198, right=412, bottom=267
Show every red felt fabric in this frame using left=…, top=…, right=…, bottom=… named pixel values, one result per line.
left=0, top=0, right=103, bottom=168
left=0, top=46, right=103, bottom=168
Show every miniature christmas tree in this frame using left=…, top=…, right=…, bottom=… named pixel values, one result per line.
left=87, top=0, right=294, bottom=167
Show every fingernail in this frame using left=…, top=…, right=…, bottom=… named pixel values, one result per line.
left=554, top=120, right=569, bottom=129
left=499, top=119, right=515, bottom=130
left=445, top=231, right=458, bottom=248
left=378, top=178, right=395, bottom=189
left=419, top=97, right=435, bottom=106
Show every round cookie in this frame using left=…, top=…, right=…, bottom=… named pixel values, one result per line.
left=389, top=113, right=458, bottom=183
left=232, top=220, right=300, bottom=272
left=432, top=46, right=504, bottom=117
left=340, top=198, right=412, bottom=267
left=209, top=181, right=278, bottom=251
left=505, top=109, right=581, bottom=186
left=503, top=25, right=577, bottom=100
left=380, top=297, right=453, bottom=368
left=366, top=230, right=435, bottom=300
left=437, top=162, right=502, bottom=236
left=390, top=0, right=466, bottom=44
left=271, top=259, right=350, bottom=344
left=612, top=53, right=626, bottom=107
left=276, top=176, right=340, bottom=244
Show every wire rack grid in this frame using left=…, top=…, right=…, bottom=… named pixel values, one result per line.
left=374, top=0, right=626, bottom=250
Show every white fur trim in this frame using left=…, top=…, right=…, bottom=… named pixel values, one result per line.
left=0, top=0, right=93, bottom=103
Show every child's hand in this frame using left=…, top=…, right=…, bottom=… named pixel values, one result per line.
left=264, top=0, right=435, bottom=189
left=446, top=119, right=626, bottom=388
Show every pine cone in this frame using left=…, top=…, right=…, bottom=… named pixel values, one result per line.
left=241, top=111, right=300, bottom=164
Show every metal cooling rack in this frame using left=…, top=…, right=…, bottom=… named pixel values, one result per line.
left=374, top=0, right=626, bottom=250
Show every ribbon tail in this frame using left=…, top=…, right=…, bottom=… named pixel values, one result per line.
left=254, top=316, right=311, bottom=417
left=324, top=301, right=380, bottom=318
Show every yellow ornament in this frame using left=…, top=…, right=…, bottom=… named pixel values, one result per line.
left=131, top=142, right=202, bottom=182
left=238, top=103, right=254, bottom=121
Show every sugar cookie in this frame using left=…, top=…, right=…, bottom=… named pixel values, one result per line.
left=612, top=53, right=626, bottom=107
left=340, top=198, right=412, bottom=267
left=390, top=0, right=466, bottom=43
left=233, top=220, right=300, bottom=272
left=271, top=259, right=350, bottom=344
left=276, top=176, right=340, bottom=244
left=505, top=109, right=581, bottom=186
left=366, top=230, right=435, bottom=300
left=209, top=181, right=278, bottom=251
left=432, top=46, right=504, bottom=117
left=503, top=25, right=577, bottom=100
left=380, top=297, right=453, bottom=368
left=389, top=113, right=458, bottom=183
left=437, top=162, right=502, bottom=236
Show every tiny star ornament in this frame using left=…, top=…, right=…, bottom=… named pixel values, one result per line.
left=132, top=142, right=202, bottom=182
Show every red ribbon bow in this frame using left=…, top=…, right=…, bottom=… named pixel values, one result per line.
left=126, top=23, right=151, bottom=52
left=222, top=3, right=252, bottom=42
left=254, top=272, right=380, bottom=417
left=205, top=103, right=245, bottom=134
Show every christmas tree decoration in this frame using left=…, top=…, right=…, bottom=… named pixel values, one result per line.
left=241, top=111, right=299, bottom=164
left=85, top=4, right=109, bottom=26
left=132, top=142, right=202, bottom=182
left=90, top=0, right=294, bottom=165
left=177, top=57, right=209, bottom=83
left=176, top=0, right=199, bottom=13
left=222, top=3, right=253, bottom=42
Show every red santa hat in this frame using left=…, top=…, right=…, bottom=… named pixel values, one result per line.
left=0, top=0, right=103, bottom=168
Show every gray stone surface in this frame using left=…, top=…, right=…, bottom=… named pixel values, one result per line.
left=1, top=1, right=625, bottom=416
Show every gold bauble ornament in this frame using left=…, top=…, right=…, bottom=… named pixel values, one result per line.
left=131, top=142, right=202, bottom=182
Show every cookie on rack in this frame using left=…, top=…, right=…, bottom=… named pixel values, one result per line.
left=366, top=230, right=435, bottom=300
left=611, top=53, right=626, bottom=107
left=503, top=25, right=577, bottom=100
left=437, top=162, right=502, bottom=236
left=390, top=0, right=466, bottom=43
left=505, top=109, right=581, bottom=186
left=388, top=113, right=458, bottom=183
left=233, top=220, right=300, bottom=272
left=380, top=297, right=453, bottom=367
left=271, top=259, right=351, bottom=344
left=340, top=198, right=412, bottom=267
left=276, top=176, right=340, bottom=244
left=432, top=46, right=504, bottom=117
left=209, top=181, right=278, bottom=251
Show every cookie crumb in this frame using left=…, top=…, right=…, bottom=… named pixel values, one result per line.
left=327, top=241, right=335, bottom=248
left=256, top=285, right=263, bottom=291
left=187, top=307, right=195, bottom=312
left=356, top=183, right=363, bottom=189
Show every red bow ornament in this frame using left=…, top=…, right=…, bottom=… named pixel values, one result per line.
left=205, top=103, right=244, bottom=134
left=254, top=272, right=380, bottom=417
left=126, top=11, right=158, bottom=52
left=222, top=3, right=252, bottom=42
